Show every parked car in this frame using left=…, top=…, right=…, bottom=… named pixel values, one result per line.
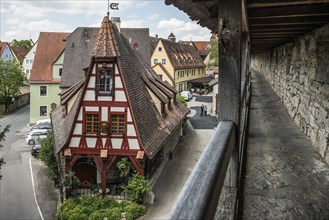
left=181, top=91, right=192, bottom=101
left=30, top=123, right=52, bottom=134
left=25, top=132, right=48, bottom=145
left=36, top=119, right=51, bottom=125
left=31, top=143, right=41, bottom=157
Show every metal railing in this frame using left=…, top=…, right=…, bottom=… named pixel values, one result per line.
left=169, top=121, right=236, bottom=219
left=169, top=73, right=251, bottom=220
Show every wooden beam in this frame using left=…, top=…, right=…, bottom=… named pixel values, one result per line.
left=218, top=0, right=241, bottom=125
left=250, top=27, right=314, bottom=32
left=248, top=0, right=329, bottom=8
left=248, top=3, right=329, bottom=18
left=249, top=15, right=329, bottom=24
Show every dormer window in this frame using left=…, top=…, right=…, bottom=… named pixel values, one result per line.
left=96, top=64, right=114, bottom=95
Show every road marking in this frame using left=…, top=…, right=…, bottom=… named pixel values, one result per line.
left=29, top=157, right=44, bottom=220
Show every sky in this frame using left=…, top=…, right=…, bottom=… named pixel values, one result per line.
left=0, top=0, right=212, bottom=43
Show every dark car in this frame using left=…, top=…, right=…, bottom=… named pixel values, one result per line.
left=31, top=143, right=41, bottom=157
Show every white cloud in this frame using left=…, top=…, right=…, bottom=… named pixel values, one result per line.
left=0, top=0, right=211, bottom=42
left=4, top=19, right=68, bottom=40
left=156, top=18, right=211, bottom=41
left=121, top=19, right=146, bottom=28
left=148, top=14, right=161, bottom=20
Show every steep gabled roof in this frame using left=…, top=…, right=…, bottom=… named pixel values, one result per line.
left=29, top=32, right=70, bottom=83
left=92, top=16, right=119, bottom=58
left=10, top=45, right=28, bottom=63
left=161, top=38, right=206, bottom=69
left=121, top=28, right=151, bottom=66
left=60, top=27, right=99, bottom=88
left=53, top=16, right=189, bottom=158
left=192, top=41, right=209, bottom=51
left=61, top=27, right=152, bottom=89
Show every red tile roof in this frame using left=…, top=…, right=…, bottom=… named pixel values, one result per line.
left=10, top=45, right=28, bottom=63
left=92, top=16, right=119, bottom=58
left=29, top=32, right=70, bottom=83
left=192, top=41, right=209, bottom=51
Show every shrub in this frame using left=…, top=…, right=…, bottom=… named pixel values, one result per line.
left=63, top=171, right=80, bottom=198
left=89, top=207, right=122, bottom=220
left=124, top=172, right=151, bottom=204
left=124, top=203, right=147, bottom=220
left=57, top=196, right=146, bottom=220
left=38, top=133, right=60, bottom=183
left=176, top=94, right=187, bottom=106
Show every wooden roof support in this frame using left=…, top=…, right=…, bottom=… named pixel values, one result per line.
left=218, top=0, right=242, bottom=127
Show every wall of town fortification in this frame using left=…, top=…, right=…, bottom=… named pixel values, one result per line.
left=251, top=23, right=329, bottom=164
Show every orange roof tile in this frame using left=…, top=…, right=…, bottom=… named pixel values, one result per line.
left=92, top=16, right=119, bottom=58
left=29, top=32, right=70, bottom=83
left=192, top=41, right=209, bottom=51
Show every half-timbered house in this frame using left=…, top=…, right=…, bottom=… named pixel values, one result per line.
left=51, top=15, right=189, bottom=195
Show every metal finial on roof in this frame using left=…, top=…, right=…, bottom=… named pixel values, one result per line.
left=107, top=0, right=110, bottom=16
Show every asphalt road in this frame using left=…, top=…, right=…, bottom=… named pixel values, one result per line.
left=0, top=105, right=57, bottom=220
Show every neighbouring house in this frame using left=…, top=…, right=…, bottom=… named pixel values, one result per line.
left=151, top=33, right=206, bottom=92
left=29, top=32, right=70, bottom=124
left=180, top=40, right=210, bottom=62
left=51, top=15, right=189, bottom=196
left=0, top=42, right=16, bottom=62
left=23, top=41, right=38, bottom=79
left=10, top=45, right=28, bottom=64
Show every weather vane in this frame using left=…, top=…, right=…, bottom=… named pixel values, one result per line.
left=107, top=1, right=119, bottom=16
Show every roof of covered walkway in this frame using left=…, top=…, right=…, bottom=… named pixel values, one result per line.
left=165, top=0, right=329, bottom=219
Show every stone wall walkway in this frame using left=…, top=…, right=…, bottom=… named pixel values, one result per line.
left=242, top=70, right=329, bottom=219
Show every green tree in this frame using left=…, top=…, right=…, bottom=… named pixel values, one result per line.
left=0, top=125, right=10, bottom=180
left=0, top=60, right=26, bottom=112
left=38, top=134, right=60, bottom=183
left=11, top=39, right=32, bottom=51
left=207, top=38, right=218, bottom=69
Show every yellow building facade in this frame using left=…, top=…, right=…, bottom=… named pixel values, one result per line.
left=151, top=36, right=206, bottom=92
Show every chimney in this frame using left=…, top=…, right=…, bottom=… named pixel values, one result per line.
left=111, top=17, right=121, bottom=32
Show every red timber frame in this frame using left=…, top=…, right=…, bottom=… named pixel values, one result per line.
left=63, top=57, right=147, bottom=196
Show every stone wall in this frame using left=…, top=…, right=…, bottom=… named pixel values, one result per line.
left=0, top=93, right=30, bottom=115
left=251, top=23, right=329, bottom=164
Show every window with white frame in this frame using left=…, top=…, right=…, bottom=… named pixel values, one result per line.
left=40, top=106, right=47, bottom=116
left=162, top=59, right=166, bottom=64
left=96, top=64, right=114, bottom=95
left=154, top=59, right=158, bottom=64
left=40, top=86, right=47, bottom=96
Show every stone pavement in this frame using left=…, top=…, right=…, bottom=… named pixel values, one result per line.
left=142, top=122, right=215, bottom=219
left=242, top=70, right=329, bottom=219
left=143, top=95, right=217, bottom=219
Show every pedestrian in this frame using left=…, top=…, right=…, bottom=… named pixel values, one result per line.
left=200, top=104, right=204, bottom=116
left=204, top=105, right=207, bottom=116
